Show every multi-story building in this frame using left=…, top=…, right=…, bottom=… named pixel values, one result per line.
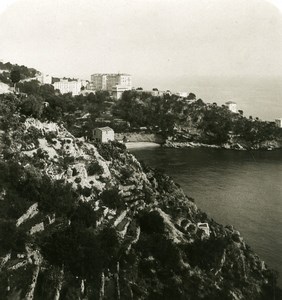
left=90, top=74, right=108, bottom=90
left=90, top=73, right=132, bottom=91
left=53, top=79, right=82, bottom=96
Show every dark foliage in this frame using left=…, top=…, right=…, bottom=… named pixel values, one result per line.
left=139, top=211, right=165, bottom=234
left=100, top=188, right=123, bottom=210
left=87, top=161, right=103, bottom=176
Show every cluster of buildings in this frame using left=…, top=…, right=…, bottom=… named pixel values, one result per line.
left=24, top=72, right=282, bottom=128
left=34, top=72, right=133, bottom=99
left=89, top=73, right=132, bottom=100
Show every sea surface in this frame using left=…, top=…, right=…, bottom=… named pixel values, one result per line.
left=130, top=147, right=282, bottom=285
left=149, top=76, right=282, bottom=121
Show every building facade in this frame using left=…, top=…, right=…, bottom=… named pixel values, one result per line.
left=93, top=127, right=115, bottom=143
left=112, top=85, right=131, bottom=100
left=90, top=73, right=132, bottom=91
left=36, top=74, right=52, bottom=85
left=53, top=79, right=82, bottom=96
left=225, top=101, right=237, bottom=113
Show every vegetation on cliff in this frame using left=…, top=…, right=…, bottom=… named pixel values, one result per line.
left=0, top=86, right=281, bottom=299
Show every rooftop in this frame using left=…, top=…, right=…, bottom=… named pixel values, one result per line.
left=96, top=126, right=114, bottom=132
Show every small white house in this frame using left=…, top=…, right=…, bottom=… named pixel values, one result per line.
left=225, top=101, right=237, bottom=113
left=275, top=118, right=282, bottom=128
left=176, top=92, right=188, bottom=98
left=93, top=127, right=115, bottom=143
left=197, top=222, right=210, bottom=237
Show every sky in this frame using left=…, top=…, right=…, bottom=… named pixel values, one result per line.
left=0, top=0, right=282, bottom=90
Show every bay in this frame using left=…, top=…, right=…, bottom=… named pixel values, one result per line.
left=130, top=147, right=282, bottom=285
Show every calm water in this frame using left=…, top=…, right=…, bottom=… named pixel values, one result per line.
left=130, top=147, right=282, bottom=285
left=147, top=76, right=282, bottom=121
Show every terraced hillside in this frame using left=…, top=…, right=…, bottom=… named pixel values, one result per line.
left=0, top=118, right=281, bottom=299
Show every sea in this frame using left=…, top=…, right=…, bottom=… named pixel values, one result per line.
left=153, top=76, right=282, bottom=121
left=130, top=147, right=282, bottom=286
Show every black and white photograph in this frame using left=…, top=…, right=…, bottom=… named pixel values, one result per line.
left=0, top=0, right=281, bottom=299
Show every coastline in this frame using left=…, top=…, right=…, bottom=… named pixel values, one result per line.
left=125, top=141, right=160, bottom=149
left=117, top=132, right=282, bottom=151
left=163, top=140, right=282, bottom=151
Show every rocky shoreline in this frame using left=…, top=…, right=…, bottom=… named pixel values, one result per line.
left=118, top=132, right=282, bottom=151
left=163, top=139, right=282, bottom=151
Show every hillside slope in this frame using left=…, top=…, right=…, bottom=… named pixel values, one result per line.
left=0, top=118, right=281, bottom=299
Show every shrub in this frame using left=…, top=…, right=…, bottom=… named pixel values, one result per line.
left=34, top=148, right=48, bottom=159
left=63, top=156, right=75, bottom=167
left=74, top=177, right=81, bottom=184
left=81, top=187, right=92, bottom=197
left=38, top=177, right=77, bottom=216
left=182, top=236, right=227, bottom=270
left=139, top=211, right=165, bottom=234
left=100, top=188, right=123, bottom=210
left=70, top=201, right=96, bottom=228
left=0, top=220, right=27, bottom=253
left=87, top=161, right=103, bottom=176
left=45, top=131, right=57, bottom=144
left=120, top=167, right=133, bottom=182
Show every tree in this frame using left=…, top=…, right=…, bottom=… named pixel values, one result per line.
left=139, top=211, right=165, bottom=234
left=20, top=95, right=44, bottom=118
left=10, top=69, right=21, bottom=87
left=187, top=93, right=196, bottom=100
left=100, top=188, right=123, bottom=210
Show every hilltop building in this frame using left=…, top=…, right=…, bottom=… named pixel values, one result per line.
left=53, top=79, right=82, bottom=96
left=151, top=88, right=160, bottom=97
left=90, top=73, right=132, bottom=91
left=93, top=127, right=115, bottom=143
left=20, top=73, right=52, bottom=85
left=225, top=101, right=237, bottom=113
left=112, top=85, right=131, bottom=100
left=275, top=118, right=282, bottom=128
left=176, top=92, right=188, bottom=98
left=36, top=74, right=52, bottom=85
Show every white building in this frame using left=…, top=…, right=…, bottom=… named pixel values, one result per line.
left=151, top=88, right=159, bottom=97
left=93, top=127, right=115, bottom=143
left=53, top=79, right=82, bottom=96
left=197, top=223, right=210, bottom=237
left=275, top=118, right=282, bottom=128
left=112, top=85, right=130, bottom=100
left=36, top=74, right=52, bottom=85
left=176, top=92, right=188, bottom=98
left=90, top=73, right=132, bottom=91
left=225, top=101, right=237, bottom=113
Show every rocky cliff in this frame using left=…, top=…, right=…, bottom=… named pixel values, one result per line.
left=0, top=118, right=281, bottom=300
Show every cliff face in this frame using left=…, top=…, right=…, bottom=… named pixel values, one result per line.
left=0, top=118, right=280, bottom=300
